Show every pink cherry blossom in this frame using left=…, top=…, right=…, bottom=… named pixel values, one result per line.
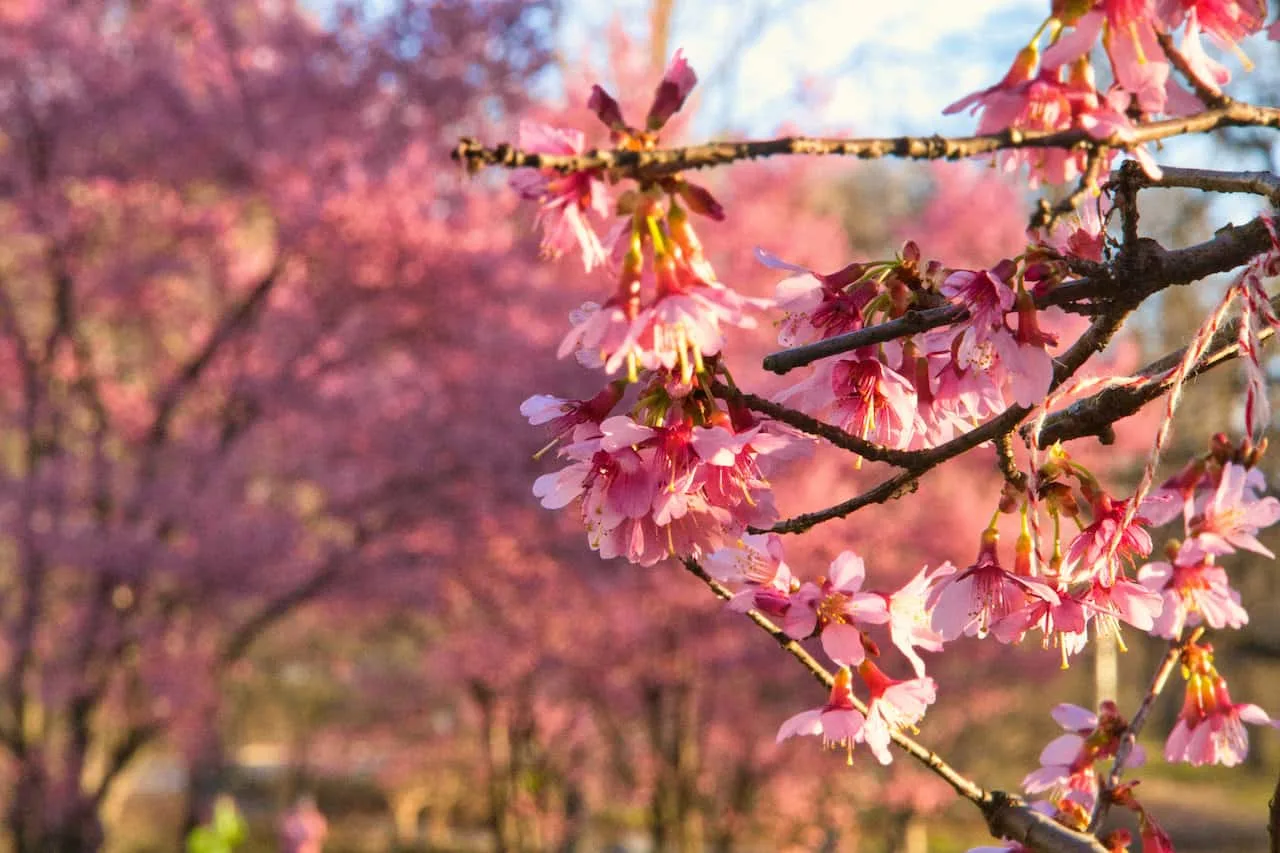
left=558, top=299, right=637, bottom=373
left=1190, top=461, right=1280, bottom=558
left=532, top=415, right=786, bottom=567
left=990, top=326, right=1054, bottom=407
left=1036, top=197, right=1105, bottom=263
left=828, top=357, right=918, bottom=450
left=508, top=122, right=610, bottom=270
left=928, top=534, right=1060, bottom=641
left=884, top=563, right=953, bottom=677
left=942, top=265, right=1015, bottom=333
left=622, top=277, right=759, bottom=382
left=1160, top=0, right=1267, bottom=46
left=1078, top=577, right=1165, bottom=635
left=1138, top=540, right=1248, bottom=639
left=785, top=551, right=890, bottom=666
left=1165, top=674, right=1278, bottom=767
left=990, top=583, right=1088, bottom=663
left=1139, top=456, right=1210, bottom=527
left=1103, top=12, right=1171, bottom=114
left=775, top=666, right=867, bottom=764
left=520, top=381, right=625, bottom=446
left=1022, top=702, right=1142, bottom=813
left=857, top=660, right=937, bottom=765
left=1062, top=493, right=1153, bottom=583
left=756, top=248, right=874, bottom=347
left=704, top=533, right=796, bottom=617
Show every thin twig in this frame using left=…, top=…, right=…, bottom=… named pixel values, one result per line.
left=1028, top=146, right=1108, bottom=232
left=763, top=305, right=962, bottom=375
left=995, top=432, right=1026, bottom=490
left=452, top=100, right=1280, bottom=179
left=711, top=381, right=920, bottom=467
left=1127, top=164, right=1280, bottom=206
left=1157, top=31, right=1232, bottom=109
left=762, top=305, right=1132, bottom=534
left=1033, top=292, right=1280, bottom=446
left=1089, top=630, right=1195, bottom=831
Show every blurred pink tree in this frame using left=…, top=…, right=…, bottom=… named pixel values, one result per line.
left=0, top=1, right=556, bottom=849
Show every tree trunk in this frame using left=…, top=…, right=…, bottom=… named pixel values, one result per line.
left=473, top=682, right=517, bottom=853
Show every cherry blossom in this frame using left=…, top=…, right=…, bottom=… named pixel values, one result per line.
left=884, top=563, right=953, bottom=677
left=1189, top=461, right=1280, bottom=558
left=928, top=531, right=1060, bottom=641
left=1062, top=492, right=1153, bottom=583
left=521, top=381, right=625, bottom=446
left=785, top=551, right=890, bottom=666
left=1165, top=672, right=1278, bottom=767
left=704, top=533, right=796, bottom=617
left=509, top=122, right=610, bottom=270
left=775, top=666, right=867, bottom=765
left=857, top=660, right=937, bottom=765
left=828, top=357, right=919, bottom=449
left=1138, top=540, right=1248, bottom=638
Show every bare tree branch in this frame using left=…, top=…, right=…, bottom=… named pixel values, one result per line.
left=453, top=100, right=1280, bottom=179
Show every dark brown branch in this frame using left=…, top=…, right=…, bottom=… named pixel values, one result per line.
left=756, top=468, right=922, bottom=535
left=452, top=100, right=1280, bottom=179
left=1090, top=632, right=1193, bottom=831
left=92, top=723, right=161, bottom=808
left=763, top=305, right=1132, bottom=534
left=1028, top=146, right=1108, bottom=232
left=148, top=258, right=284, bottom=447
left=763, top=304, right=963, bottom=375
left=218, top=530, right=366, bottom=666
left=1034, top=291, right=1280, bottom=446
left=711, top=381, right=920, bottom=467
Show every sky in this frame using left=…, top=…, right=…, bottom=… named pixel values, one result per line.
left=304, top=0, right=1276, bottom=228
left=555, top=0, right=1041, bottom=136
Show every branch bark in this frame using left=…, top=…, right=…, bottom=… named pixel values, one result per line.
left=453, top=100, right=1280, bottom=179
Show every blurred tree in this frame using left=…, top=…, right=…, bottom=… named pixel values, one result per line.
left=0, top=1, right=555, bottom=850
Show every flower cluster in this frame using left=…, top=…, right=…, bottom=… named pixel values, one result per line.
left=707, top=538, right=943, bottom=764
left=1165, top=640, right=1278, bottom=767
left=944, top=1, right=1272, bottom=185
left=974, top=701, right=1171, bottom=853
left=531, top=407, right=798, bottom=566
left=775, top=661, right=937, bottom=767
left=1022, top=701, right=1138, bottom=812
left=762, top=230, right=1084, bottom=452
left=517, top=54, right=807, bottom=565
left=1138, top=436, right=1280, bottom=638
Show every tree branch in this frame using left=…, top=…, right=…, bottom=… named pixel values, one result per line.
left=148, top=257, right=284, bottom=447
left=1089, top=631, right=1194, bottom=831
left=764, top=206, right=1275, bottom=376
left=1033, top=291, right=1280, bottom=446
left=711, top=381, right=921, bottom=467
left=218, top=531, right=366, bottom=667
left=761, top=305, right=1131, bottom=533
left=1128, top=164, right=1280, bottom=205
left=452, top=100, right=1280, bottom=179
